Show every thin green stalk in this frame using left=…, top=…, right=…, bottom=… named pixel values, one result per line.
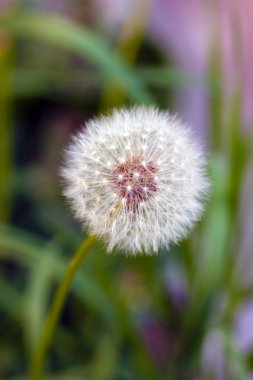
left=0, top=30, right=13, bottom=222
left=29, top=235, right=96, bottom=380
left=99, top=0, right=154, bottom=111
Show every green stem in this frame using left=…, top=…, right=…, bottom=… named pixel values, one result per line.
left=29, top=235, right=96, bottom=380
left=0, top=30, right=13, bottom=222
left=99, top=0, right=154, bottom=111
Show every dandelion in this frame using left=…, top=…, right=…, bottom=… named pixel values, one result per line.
left=61, top=106, right=209, bottom=254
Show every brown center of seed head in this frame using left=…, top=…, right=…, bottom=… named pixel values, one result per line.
left=111, top=157, right=158, bottom=212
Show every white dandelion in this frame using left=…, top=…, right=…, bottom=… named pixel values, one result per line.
left=61, top=106, right=209, bottom=255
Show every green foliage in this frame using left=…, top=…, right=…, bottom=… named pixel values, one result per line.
left=0, top=11, right=152, bottom=104
left=0, top=5, right=252, bottom=380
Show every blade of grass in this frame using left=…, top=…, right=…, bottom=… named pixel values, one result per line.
left=0, top=11, right=152, bottom=104
left=196, top=155, right=230, bottom=295
left=0, top=225, right=161, bottom=379
left=138, top=66, right=213, bottom=90
left=10, top=67, right=214, bottom=99
left=0, top=30, right=13, bottom=222
left=0, top=225, right=114, bottom=322
left=208, top=43, right=223, bottom=152
left=227, top=89, right=249, bottom=221
left=171, top=156, right=230, bottom=377
left=99, top=0, right=154, bottom=110
left=24, top=252, right=57, bottom=353
left=10, top=66, right=214, bottom=90
left=0, top=275, right=23, bottom=319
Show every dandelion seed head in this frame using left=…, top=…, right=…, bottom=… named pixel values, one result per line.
left=61, top=106, right=210, bottom=255
left=111, top=156, right=158, bottom=212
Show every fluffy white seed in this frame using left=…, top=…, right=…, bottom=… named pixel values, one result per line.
left=61, top=106, right=210, bottom=255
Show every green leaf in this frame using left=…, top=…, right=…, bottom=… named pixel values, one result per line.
left=10, top=67, right=216, bottom=99
left=24, top=253, right=57, bottom=353
left=181, top=155, right=230, bottom=361
left=137, top=66, right=212, bottom=89
left=208, top=45, right=223, bottom=151
left=227, top=89, right=249, bottom=220
left=0, top=224, right=45, bottom=265
left=0, top=11, right=152, bottom=104
left=0, top=275, right=23, bottom=319
left=200, top=155, right=230, bottom=290
left=0, top=225, right=114, bottom=322
left=0, top=225, right=160, bottom=379
left=0, top=32, right=13, bottom=222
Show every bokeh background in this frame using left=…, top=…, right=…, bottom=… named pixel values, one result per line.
left=0, top=0, right=253, bottom=379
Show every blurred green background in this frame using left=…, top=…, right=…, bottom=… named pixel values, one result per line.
left=0, top=0, right=253, bottom=379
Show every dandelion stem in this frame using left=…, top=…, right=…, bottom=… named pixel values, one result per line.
left=29, top=235, right=96, bottom=380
